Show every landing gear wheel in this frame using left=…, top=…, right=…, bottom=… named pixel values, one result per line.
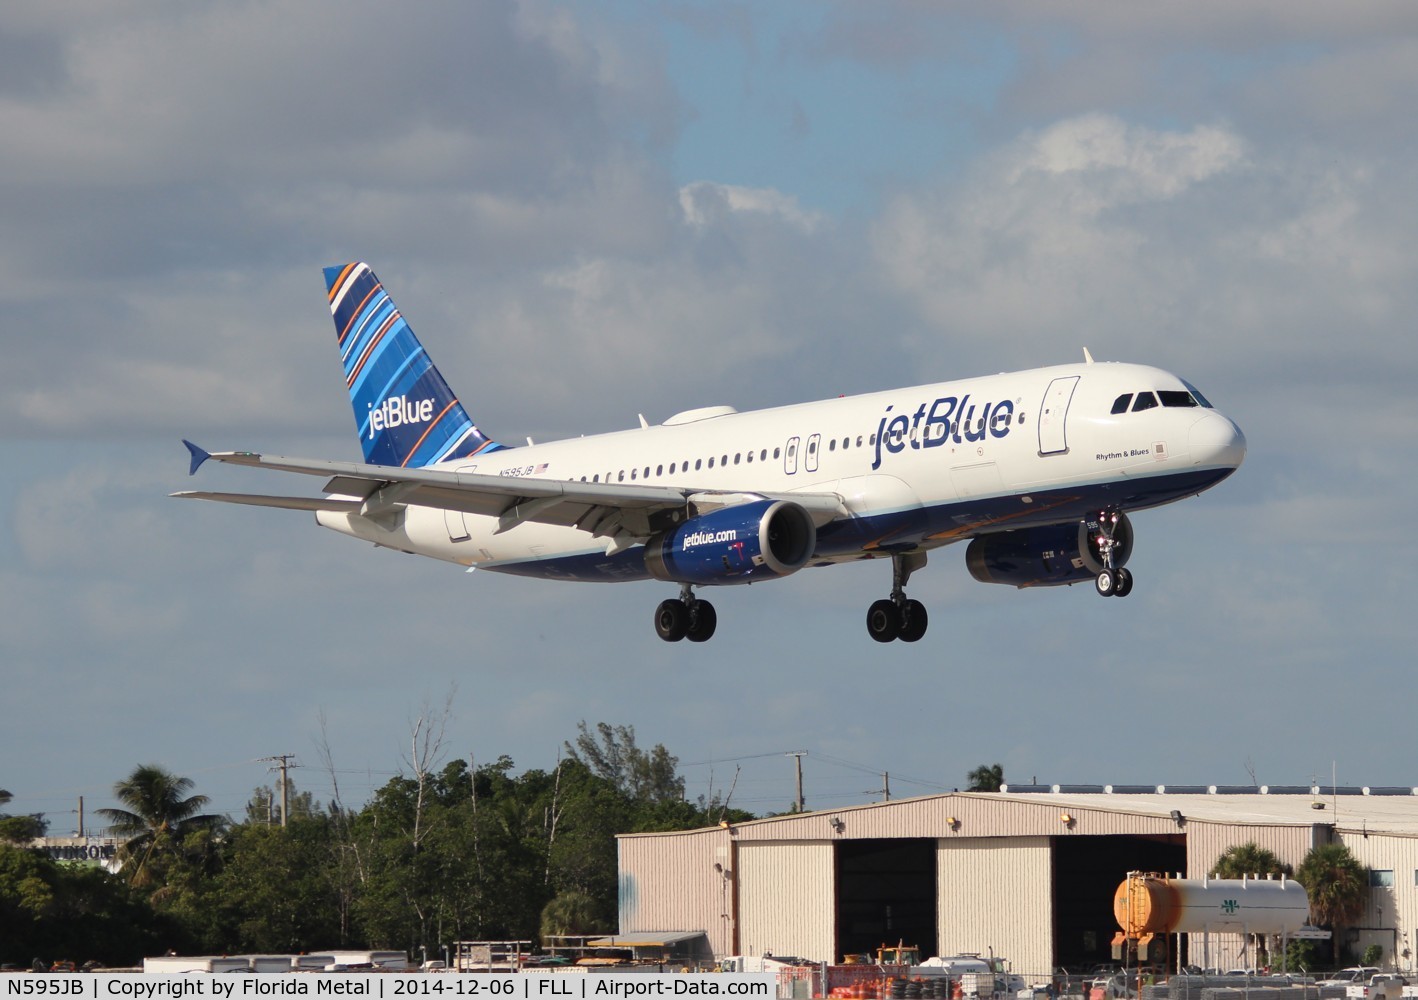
left=1112, top=568, right=1133, bottom=598
left=867, top=599, right=900, bottom=643
left=686, top=600, right=717, bottom=642
left=654, top=599, right=689, bottom=642
left=898, top=599, right=928, bottom=642
left=1095, top=569, right=1116, bottom=597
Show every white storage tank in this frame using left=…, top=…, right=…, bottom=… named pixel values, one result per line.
left=1114, top=873, right=1310, bottom=935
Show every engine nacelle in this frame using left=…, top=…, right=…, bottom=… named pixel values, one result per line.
left=645, top=499, right=816, bottom=585
left=965, top=513, right=1133, bottom=588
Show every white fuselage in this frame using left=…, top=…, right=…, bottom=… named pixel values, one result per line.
left=315, top=360, right=1245, bottom=583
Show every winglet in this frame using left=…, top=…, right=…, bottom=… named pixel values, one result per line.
left=1083, top=347, right=1095, bottom=364
left=183, top=439, right=211, bottom=476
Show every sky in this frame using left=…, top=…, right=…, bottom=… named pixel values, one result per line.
left=4, top=1, right=1418, bottom=834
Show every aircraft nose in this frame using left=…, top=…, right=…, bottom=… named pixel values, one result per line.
left=1188, top=411, right=1246, bottom=469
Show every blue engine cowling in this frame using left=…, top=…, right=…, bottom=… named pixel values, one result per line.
left=645, top=499, right=817, bottom=585
left=965, top=513, right=1133, bottom=588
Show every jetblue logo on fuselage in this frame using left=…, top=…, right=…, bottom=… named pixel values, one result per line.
left=871, top=393, right=1014, bottom=470
left=368, top=395, right=435, bottom=439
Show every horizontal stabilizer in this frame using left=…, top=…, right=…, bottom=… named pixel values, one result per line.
left=171, top=491, right=360, bottom=513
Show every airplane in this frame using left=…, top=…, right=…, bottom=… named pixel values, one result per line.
left=175, top=262, right=1246, bottom=643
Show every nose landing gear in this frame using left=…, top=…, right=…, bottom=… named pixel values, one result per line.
left=655, top=584, right=717, bottom=642
left=1093, top=511, right=1134, bottom=597
left=866, top=551, right=929, bottom=643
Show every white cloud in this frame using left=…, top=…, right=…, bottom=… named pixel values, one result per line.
left=679, top=180, right=827, bottom=233
left=1017, top=115, right=1246, bottom=201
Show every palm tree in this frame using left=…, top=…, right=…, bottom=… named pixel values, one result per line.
left=1211, top=843, right=1294, bottom=965
left=540, top=890, right=604, bottom=940
left=97, top=764, right=225, bottom=888
left=1295, top=843, right=1369, bottom=966
left=1212, top=842, right=1293, bottom=879
left=967, top=763, right=1004, bottom=792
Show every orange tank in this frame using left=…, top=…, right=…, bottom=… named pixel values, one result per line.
left=1114, top=872, right=1310, bottom=935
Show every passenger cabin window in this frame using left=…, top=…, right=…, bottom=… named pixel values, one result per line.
left=1132, top=392, right=1159, bottom=412
left=1111, top=394, right=1133, bottom=414
left=1159, top=390, right=1198, bottom=408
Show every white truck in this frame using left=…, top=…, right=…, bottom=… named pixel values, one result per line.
left=1346, top=974, right=1406, bottom=1000
left=914, top=956, right=1027, bottom=998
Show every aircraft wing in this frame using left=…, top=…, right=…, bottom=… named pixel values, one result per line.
left=173, top=442, right=846, bottom=551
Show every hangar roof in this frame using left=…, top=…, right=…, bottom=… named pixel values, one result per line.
left=994, top=789, right=1418, bottom=835
left=620, top=787, right=1418, bottom=840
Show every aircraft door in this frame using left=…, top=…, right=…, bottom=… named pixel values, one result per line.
left=1037, top=376, right=1080, bottom=455
left=784, top=436, right=800, bottom=475
left=805, top=433, right=821, bottom=473
left=444, top=465, right=476, bottom=541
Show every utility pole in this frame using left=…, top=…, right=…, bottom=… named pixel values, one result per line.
left=785, top=751, right=807, bottom=812
left=258, top=755, right=299, bottom=827
left=864, top=773, right=891, bottom=802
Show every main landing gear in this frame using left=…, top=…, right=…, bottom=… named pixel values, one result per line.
left=654, top=584, right=717, bottom=643
left=866, top=551, right=929, bottom=643
left=1093, top=511, right=1134, bottom=598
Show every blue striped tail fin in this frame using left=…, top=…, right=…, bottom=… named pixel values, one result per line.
left=323, top=262, right=503, bottom=467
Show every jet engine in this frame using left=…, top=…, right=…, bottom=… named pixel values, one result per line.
left=965, top=513, right=1133, bottom=588
left=645, top=499, right=816, bottom=585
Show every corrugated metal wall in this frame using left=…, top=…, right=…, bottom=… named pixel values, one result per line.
left=1339, top=831, right=1418, bottom=966
left=619, top=827, right=733, bottom=956
left=738, top=841, right=835, bottom=961
left=728, top=795, right=1186, bottom=842
left=939, top=837, right=1053, bottom=977
left=1182, top=821, right=1321, bottom=970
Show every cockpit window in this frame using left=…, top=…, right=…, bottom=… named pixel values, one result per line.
left=1111, top=394, right=1133, bottom=415
left=1132, top=392, right=1158, bottom=412
left=1159, top=390, right=1198, bottom=408
left=1181, top=379, right=1213, bottom=408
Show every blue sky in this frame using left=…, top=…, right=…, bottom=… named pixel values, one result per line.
left=2, top=1, right=1417, bottom=832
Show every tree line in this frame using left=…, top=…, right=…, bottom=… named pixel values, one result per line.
left=1, top=754, right=1377, bottom=971
left=0, top=722, right=750, bottom=968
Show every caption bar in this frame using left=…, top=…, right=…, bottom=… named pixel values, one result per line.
left=0, top=975, right=778, bottom=1000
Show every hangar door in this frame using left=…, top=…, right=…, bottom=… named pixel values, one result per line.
left=1052, top=834, right=1185, bottom=971
left=836, top=839, right=938, bottom=962
left=738, top=842, right=835, bottom=961
left=939, top=837, right=1053, bottom=977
